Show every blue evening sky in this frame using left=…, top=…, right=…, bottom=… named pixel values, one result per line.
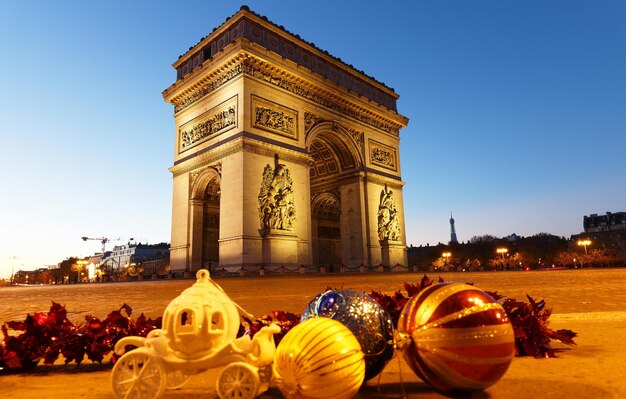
left=1, top=1, right=624, bottom=276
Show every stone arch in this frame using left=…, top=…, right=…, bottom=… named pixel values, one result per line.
left=188, top=166, right=222, bottom=272
left=312, top=191, right=341, bottom=219
left=305, top=121, right=364, bottom=173
left=190, top=166, right=221, bottom=200
left=306, top=122, right=367, bottom=270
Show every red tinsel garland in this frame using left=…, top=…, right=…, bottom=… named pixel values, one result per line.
left=0, top=275, right=576, bottom=372
left=0, top=302, right=161, bottom=371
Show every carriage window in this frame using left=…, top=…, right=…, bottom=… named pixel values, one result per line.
left=181, top=311, right=193, bottom=326
left=211, top=312, right=223, bottom=331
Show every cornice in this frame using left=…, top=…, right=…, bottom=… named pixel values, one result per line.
left=169, top=133, right=310, bottom=177
left=364, top=172, right=406, bottom=187
left=163, top=50, right=247, bottom=108
left=169, top=137, right=242, bottom=177
left=164, top=50, right=406, bottom=136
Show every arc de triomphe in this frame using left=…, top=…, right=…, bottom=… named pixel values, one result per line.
left=163, top=7, right=409, bottom=274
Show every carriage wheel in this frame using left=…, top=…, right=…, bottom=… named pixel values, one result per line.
left=111, top=350, right=166, bottom=399
left=216, top=362, right=260, bottom=399
left=166, top=369, right=193, bottom=390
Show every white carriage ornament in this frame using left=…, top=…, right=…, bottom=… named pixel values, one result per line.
left=111, top=269, right=280, bottom=399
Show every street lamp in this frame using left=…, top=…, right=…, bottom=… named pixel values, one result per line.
left=496, top=248, right=508, bottom=260
left=8, top=256, right=19, bottom=285
left=441, top=252, right=451, bottom=270
left=577, top=239, right=591, bottom=255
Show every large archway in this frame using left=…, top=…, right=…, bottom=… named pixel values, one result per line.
left=201, top=177, right=220, bottom=269
left=307, top=122, right=365, bottom=269
left=189, top=167, right=221, bottom=272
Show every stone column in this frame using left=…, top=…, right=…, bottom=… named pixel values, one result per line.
left=169, top=173, right=192, bottom=272
left=189, top=199, right=204, bottom=271
left=340, top=177, right=367, bottom=268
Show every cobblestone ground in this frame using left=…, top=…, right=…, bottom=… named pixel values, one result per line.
left=2, top=268, right=626, bottom=398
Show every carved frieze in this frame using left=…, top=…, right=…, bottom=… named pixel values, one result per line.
left=368, top=139, right=397, bottom=171
left=170, top=55, right=401, bottom=136
left=178, top=96, right=238, bottom=153
left=251, top=95, right=297, bottom=139
left=242, top=58, right=400, bottom=135
left=258, top=156, right=296, bottom=233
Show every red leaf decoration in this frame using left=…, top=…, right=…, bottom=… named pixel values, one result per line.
left=0, top=302, right=161, bottom=371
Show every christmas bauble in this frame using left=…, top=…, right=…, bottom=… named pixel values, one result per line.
left=301, top=290, right=395, bottom=380
left=398, top=283, right=515, bottom=392
left=273, top=317, right=365, bottom=399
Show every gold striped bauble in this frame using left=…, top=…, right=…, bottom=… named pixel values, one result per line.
left=398, top=283, right=515, bottom=392
left=273, top=317, right=365, bottom=399
left=300, top=289, right=395, bottom=380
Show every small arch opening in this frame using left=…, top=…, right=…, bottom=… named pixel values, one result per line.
left=210, top=311, right=224, bottom=332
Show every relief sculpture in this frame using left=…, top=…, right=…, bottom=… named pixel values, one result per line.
left=180, top=106, right=236, bottom=151
left=255, top=107, right=294, bottom=135
left=377, top=184, right=400, bottom=242
left=258, top=156, right=296, bottom=233
left=372, top=148, right=395, bottom=168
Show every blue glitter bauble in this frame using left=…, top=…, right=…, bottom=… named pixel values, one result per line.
left=301, top=290, right=395, bottom=380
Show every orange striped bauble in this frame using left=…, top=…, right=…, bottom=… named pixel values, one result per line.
left=398, top=283, right=515, bottom=392
left=273, top=317, right=365, bottom=399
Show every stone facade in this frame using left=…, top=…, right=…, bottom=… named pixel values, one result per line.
left=163, top=7, right=409, bottom=273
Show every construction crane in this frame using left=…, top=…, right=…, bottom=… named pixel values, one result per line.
left=81, top=236, right=138, bottom=254
left=81, top=236, right=123, bottom=254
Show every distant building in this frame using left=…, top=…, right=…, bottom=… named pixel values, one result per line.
left=584, top=212, right=626, bottom=233
left=101, top=243, right=169, bottom=273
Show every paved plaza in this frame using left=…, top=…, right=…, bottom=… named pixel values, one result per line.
left=2, top=269, right=626, bottom=398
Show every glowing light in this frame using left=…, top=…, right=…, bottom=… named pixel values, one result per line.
left=577, top=239, right=591, bottom=255
left=88, top=263, right=95, bottom=281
